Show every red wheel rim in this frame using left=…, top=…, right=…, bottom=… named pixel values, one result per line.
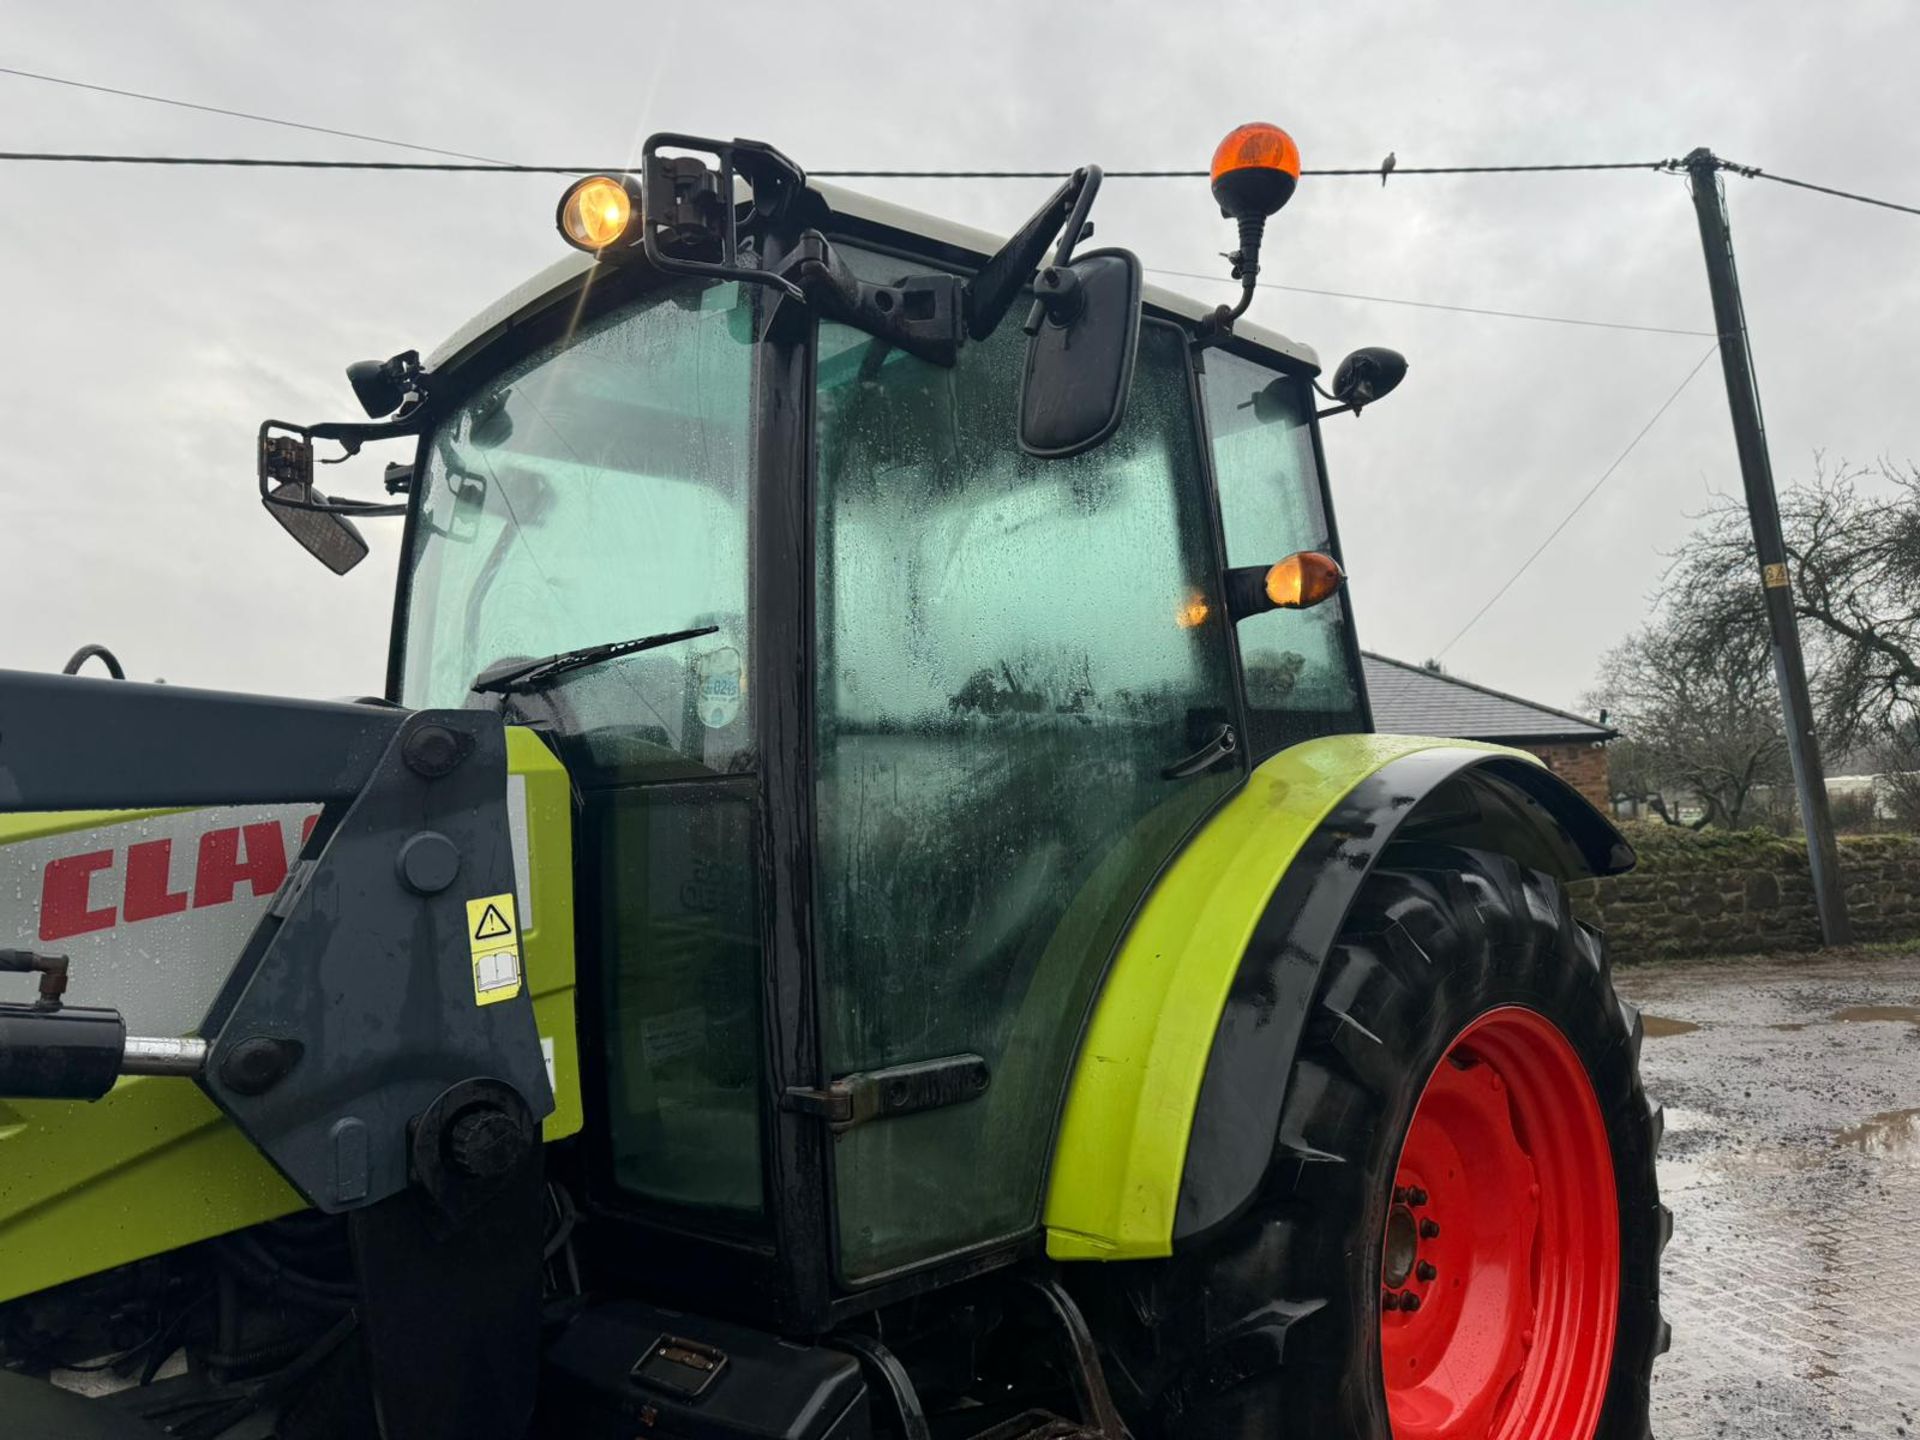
left=1380, top=1006, right=1618, bottom=1439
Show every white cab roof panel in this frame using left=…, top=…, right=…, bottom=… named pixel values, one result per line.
left=429, top=181, right=1319, bottom=374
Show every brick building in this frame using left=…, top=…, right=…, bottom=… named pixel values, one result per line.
left=1361, top=653, right=1616, bottom=807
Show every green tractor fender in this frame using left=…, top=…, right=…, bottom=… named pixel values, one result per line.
left=1043, top=733, right=1633, bottom=1262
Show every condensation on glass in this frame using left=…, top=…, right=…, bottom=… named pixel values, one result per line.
left=400, top=280, right=767, bottom=1220
left=401, top=282, right=756, bottom=782
left=814, top=287, right=1240, bottom=1279
left=1201, top=347, right=1366, bottom=756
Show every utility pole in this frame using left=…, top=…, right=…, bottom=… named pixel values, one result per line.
left=1684, top=147, right=1851, bottom=945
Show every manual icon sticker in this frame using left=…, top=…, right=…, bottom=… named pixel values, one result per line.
left=465, top=893, right=522, bottom=1006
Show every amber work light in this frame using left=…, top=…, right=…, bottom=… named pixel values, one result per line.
left=557, top=174, right=644, bottom=254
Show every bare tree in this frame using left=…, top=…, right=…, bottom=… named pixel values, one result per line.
left=1686, top=456, right=1920, bottom=749
left=1591, top=605, right=1788, bottom=828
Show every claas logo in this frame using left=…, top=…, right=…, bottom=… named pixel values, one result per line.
left=36, top=813, right=320, bottom=943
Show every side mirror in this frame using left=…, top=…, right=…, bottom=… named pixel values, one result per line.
left=1321, top=347, right=1408, bottom=417
left=1018, top=248, right=1143, bottom=459
left=264, top=481, right=371, bottom=576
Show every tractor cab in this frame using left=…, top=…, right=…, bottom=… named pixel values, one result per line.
left=0, top=127, right=1665, bottom=1440
left=269, top=134, right=1388, bottom=1319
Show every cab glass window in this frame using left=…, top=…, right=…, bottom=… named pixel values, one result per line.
left=814, top=282, right=1239, bottom=1279
left=1203, top=348, right=1366, bottom=754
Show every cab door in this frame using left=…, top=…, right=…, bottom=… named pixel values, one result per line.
left=811, top=265, right=1243, bottom=1283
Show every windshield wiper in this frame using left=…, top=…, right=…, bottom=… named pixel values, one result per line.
left=470, top=625, right=719, bottom=696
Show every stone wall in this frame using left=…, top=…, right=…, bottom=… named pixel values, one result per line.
left=1523, top=740, right=1612, bottom=809
left=1570, top=826, right=1920, bottom=960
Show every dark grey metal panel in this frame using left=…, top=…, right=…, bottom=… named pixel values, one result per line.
left=199, top=709, right=554, bottom=1212
left=0, top=669, right=403, bottom=809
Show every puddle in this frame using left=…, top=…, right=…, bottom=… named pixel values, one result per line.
left=1835, top=1106, right=1920, bottom=1155
left=1642, top=1014, right=1701, bottom=1038
left=1829, top=1004, right=1920, bottom=1033
left=1769, top=1022, right=1808, bottom=1032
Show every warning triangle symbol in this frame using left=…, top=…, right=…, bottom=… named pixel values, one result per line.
left=474, top=903, right=512, bottom=941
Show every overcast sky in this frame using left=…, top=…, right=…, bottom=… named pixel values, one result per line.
left=3, top=1, right=1917, bottom=715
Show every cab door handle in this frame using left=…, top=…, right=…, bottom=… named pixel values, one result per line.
left=1163, top=722, right=1237, bottom=779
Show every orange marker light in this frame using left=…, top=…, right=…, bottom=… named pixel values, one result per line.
left=1175, top=591, right=1212, bottom=629
left=1210, top=123, right=1302, bottom=188
left=1265, top=551, right=1345, bottom=609
left=1210, top=122, right=1301, bottom=223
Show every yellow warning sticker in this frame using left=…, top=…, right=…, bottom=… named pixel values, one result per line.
left=1763, top=562, right=1791, bottom=590
left=465, top=893, right=522, bottom=1006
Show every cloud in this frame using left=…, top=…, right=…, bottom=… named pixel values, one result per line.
left=2, top=0, right=1917, bottom=715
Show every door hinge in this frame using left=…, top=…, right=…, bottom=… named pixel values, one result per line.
left=782, top=1053, right=990, bottom=1133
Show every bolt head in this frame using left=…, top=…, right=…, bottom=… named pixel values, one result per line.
left=447, top=1105, right=526, bottom=1180
left=1408, top=1186, right=1429, bottom=1207
left=402, top=722, right=467, bottom=779
left=1400, top=1292, right=1421, bottom=1313
left=1419, top=1218, right=1441, bottom=1240
left=1416, top=1261, right=1437, bottom=1282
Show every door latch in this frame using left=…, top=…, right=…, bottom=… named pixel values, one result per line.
left=783, top=1053, right=990, bottom=1133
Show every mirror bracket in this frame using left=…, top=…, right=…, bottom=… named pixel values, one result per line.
left=777, top=231, right=964, bottom=366
left=635, top=133, right=808, bottom=301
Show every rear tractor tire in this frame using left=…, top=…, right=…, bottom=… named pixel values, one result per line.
left=1073, top=843, right=1668, bottom=1439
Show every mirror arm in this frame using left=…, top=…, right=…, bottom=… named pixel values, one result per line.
left=962, top=167, right=1094, bottom=342
left=259, top=417, right=421, bottom=516
left=1022, top=166, right=1104, bottom=336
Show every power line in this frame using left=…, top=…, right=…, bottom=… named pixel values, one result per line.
left=819, top=161, right=1675, bottom=178
left=0, top=65, right=507, bottom=164
left=1435, top=341, right=1722, bottom=659
left=0, top=150, right=595, bottom=172
left=1145, top=266, right=1713, bottom=337
left=3, top=64, right=1913, bottom=216
left=1733, top=163, right=1920, bottom=219
left=0, top=150, right=1678, bottom=179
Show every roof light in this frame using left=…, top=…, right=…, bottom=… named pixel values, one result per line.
left=557, top=174, right=643, bottom=254
left=1210, top=122, right=1300, bottom=224
left=1201, top=122, right=1302, bottom=337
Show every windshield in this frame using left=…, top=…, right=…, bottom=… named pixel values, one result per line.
left=398, top=280, right=755, bottom=779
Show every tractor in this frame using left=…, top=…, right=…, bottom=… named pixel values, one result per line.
left=0, top=123, right=1666, bottom=1440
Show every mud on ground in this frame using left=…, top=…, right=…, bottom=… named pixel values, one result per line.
left=1620, top=948, right=1920, bottom=1437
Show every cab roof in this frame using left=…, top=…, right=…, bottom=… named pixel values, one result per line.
left=428, top=180, right=1319, bottom=377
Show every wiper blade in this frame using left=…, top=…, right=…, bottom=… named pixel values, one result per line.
left=470, top=625, right=719, bottom=696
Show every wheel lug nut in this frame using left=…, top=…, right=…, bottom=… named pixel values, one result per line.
left=1408, top=1187, right=1429, bottom=1207
left=1416, top=1261, right=1437, bottom=1282
left=1400, top=1292, right=1421, bottom=1313
left=1383, top=1292, right=1401, bottom=1312
left=1419, top=1219, right=1441, bottom=1240
left=1392, top=1185, right=1409, bottom=1205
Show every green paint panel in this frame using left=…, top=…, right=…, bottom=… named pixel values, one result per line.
left=0, top=726, right=580, bottom=1304
left=1043, top=733, right=1526, bottom=1261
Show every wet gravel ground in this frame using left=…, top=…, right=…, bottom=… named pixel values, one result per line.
left=1619, top=949, right=1920, bottom=1438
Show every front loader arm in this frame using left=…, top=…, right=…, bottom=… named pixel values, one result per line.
left=0, top=667, right=552, bottom=1440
